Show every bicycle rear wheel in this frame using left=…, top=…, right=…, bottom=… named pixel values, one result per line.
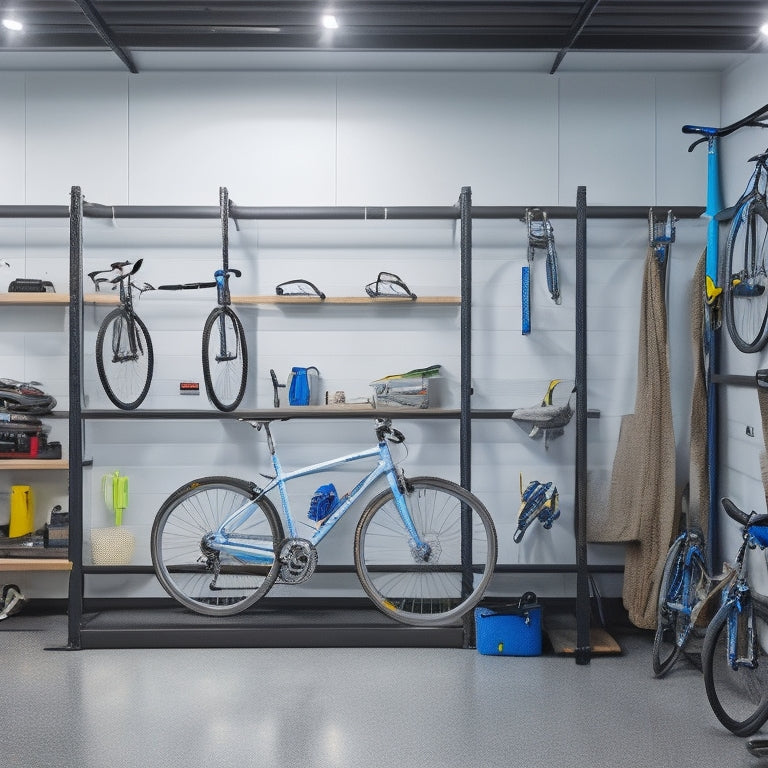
left=151, top=476, right=283, bottom=616
left=95, top=307, right=154, bottom=410
left=202, top=306, right=248, bottom=412
left=354, top=476, right=497, bottom=627
left=723, top=198, right=768, bottom=353
left=703, top=598, right=768, bottom=736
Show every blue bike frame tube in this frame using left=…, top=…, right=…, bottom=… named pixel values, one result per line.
left=705, top=136, right=724, bottom=303
left=211, top=439, right=426, bottom=559
left=705, top=134, right=722, bottom=574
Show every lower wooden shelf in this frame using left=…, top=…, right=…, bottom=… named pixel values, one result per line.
left=0, top=558, right=72, bottom=571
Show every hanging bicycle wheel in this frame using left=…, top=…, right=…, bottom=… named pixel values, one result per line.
left=95, top=307, right=154, bottom=410
left=354, top=476, right=497, bottom=627
left=723, top=198, right=768, bottom=353
left=202, top=306, right=248, bottom=412
left=151, top=476, right=283, bottom=616
left=703, top=597, right=768, bottom=736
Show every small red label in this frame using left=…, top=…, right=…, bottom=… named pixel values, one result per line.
left=179, top=382, right=200, bottom=394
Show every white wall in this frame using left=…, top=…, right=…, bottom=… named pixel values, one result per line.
left=717, top=56, right=768, bottom=590
left=0, top=67, right=721, bottom=601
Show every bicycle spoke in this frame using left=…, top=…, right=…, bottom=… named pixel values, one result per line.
left=355, top=477, right=496, bottom=626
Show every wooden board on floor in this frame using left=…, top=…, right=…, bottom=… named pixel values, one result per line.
left=546, top=627, right=622, bottom=656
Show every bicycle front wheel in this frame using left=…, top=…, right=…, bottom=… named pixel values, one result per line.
left=202, top=306, right=248, bottom=412
left=151, top=476, right=283, bottom=616
left=653, top=535, right=686, bottom=677
left=703, top=598, right=768, bottom=736
left=723, top=199, right=768, bottom=353
left=653, top=531, right=709, bottom=677
left=354, top=476, right=497, bottom=627
left=95, top=307, right=154, bottom=410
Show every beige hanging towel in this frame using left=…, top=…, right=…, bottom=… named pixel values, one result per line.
left=588, top=245, right=677, bottom=629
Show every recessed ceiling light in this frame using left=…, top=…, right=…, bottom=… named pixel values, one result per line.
left=761, top=22, right=768, bottom=37
left=322, top=14, right=339, bottom=30
left=2, top=18, right=23, bottom=31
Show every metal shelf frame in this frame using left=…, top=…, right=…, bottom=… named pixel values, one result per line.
left=58, top=190, right=707, bottom=652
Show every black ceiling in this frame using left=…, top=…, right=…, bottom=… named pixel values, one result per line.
left=1, top=1, right=767, bottom=74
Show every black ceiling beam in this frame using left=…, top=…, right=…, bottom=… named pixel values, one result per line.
left=550, top=0, right=603, bottom=74
left=71, top=0, right=138, bottom=73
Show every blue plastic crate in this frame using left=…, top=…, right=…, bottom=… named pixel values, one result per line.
left=474, top=599, right=542, bottom=656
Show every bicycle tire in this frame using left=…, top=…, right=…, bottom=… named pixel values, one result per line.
left=95, top=307, right=154, bottom=410
left=354, top=476, right=497, bottom=627
left=723, top=197, right=768, bottom=353
left=652, top=531, right=708, bottom=677
left=703, top=597, right=768, bottom=736
left=151, top=476, right=283, bottom=616
left=202, top=306, right=248, bottom=412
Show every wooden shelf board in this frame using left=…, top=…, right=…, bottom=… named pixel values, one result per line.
left=0, top=293, right=68, bottom=305
left=0, top=558, right=71, bottom=571
left=0, top=459, right=68, bottom=470
left=84, top=294, right=460, bottom=306
left=233, top=295, right=461, bottom=305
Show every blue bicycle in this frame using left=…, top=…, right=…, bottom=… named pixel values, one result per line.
left=702, top=497, right=768, bottom=736
left=151, top=418, right=498, bottom=626
left=652, top=523, right=711, bottom=677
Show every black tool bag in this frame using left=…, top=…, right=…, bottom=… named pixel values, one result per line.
left=0, top=379, right=57, bottom=415
left=0, top=414, right=61, bottom=459
left=8, top=278, right=55, bottom=293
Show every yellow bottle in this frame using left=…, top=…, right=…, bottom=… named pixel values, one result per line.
left=9, top=485, right=34, bottom=538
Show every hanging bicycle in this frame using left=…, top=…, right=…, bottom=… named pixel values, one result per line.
left=89, top=258, right=155, bottom=410
left=158, top=187, right=248, bottom=412
left=721, top=150, right=768, bottom=353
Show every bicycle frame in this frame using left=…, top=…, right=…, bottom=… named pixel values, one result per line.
left=667, top=534, right=707, bottom=635
left=208, top=423, right=427, bottom=564
left=111, top=274, right=143, bottom=362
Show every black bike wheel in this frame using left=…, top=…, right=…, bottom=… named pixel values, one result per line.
left=723, top=199, right=768, bottom=353
left=202, top=306, right=248, bottom=412
left=95, top=307, right=154, bottom=410
left=703, top=598, right=768, bottom=736
left=151, top=477, right=283, bottom=616
left=354, top=476, right=497, bottom=627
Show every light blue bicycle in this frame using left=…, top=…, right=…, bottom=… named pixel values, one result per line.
left=151, top=418, right=497, bottom=626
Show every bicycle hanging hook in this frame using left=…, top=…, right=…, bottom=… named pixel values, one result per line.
left=648, top=208, right=677, bottom=266
left=220, top=186, right=229, bottom=273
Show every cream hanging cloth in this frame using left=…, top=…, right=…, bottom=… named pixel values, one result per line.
left=589, top=245, right=677, bottom=629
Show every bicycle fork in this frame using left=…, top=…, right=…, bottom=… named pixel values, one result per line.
left=729, top=586, right=758, bottom=669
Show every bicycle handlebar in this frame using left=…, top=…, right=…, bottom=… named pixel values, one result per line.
left=683, top=101, right=768, bottom=152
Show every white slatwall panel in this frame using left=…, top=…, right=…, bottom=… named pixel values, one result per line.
left=0, top=68, right=721, bottom=600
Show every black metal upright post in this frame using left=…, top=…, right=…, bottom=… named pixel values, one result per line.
left=459, top=186, right=472, bottom=491
left=574, top=186, right=591, bottom=664
left=67, top=186, right=84, bottom=649
left=459, top=186, right=474, bottom=647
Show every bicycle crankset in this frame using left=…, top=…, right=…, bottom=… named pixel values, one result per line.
left=278, top=538, right=318, bottom=584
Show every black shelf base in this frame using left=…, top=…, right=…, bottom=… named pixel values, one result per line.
left=76, top=599, right=466, bottom=649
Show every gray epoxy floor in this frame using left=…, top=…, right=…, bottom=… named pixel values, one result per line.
left=0, top=615, right=765, bottom=768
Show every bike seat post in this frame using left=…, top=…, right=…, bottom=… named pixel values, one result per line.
left=262, top=421, right=276, bottom=456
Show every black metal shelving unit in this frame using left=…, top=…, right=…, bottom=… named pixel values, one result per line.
left=66, top=186, right=705, bottom=653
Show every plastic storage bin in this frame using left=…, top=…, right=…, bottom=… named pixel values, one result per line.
left=474, top=592, right=542, bottom=656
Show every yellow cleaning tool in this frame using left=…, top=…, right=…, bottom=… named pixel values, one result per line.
left=102, top=471, right=129, bottom=526
left=9, top=485, right=34, bottom=538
